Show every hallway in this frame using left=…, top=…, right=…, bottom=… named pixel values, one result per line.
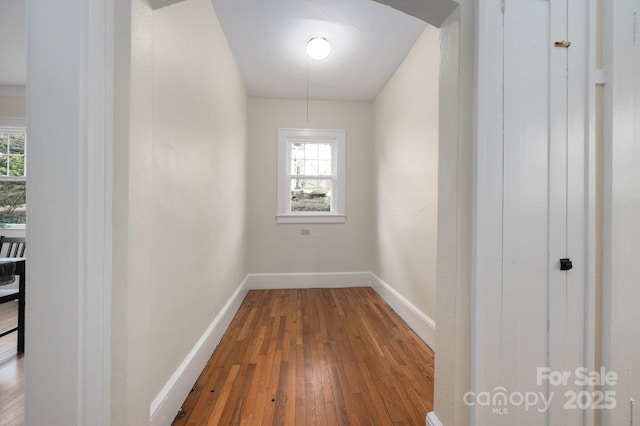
left=173, top=288, right=434, bottom=425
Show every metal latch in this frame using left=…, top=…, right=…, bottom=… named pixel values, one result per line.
left=555, top=40, right=571, bottom=48
left=560, top=258, right=573, bottom=271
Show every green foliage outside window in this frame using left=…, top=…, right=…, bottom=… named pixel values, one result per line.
left=0, top=132, right=27, bottom=226
left=0, top=181, right=26, bottom=225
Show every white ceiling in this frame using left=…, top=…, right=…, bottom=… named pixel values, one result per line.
left=0, top=0, right=430, bottom=101
left=0, top=0, right=26, bottom=87
left=210, top=0, right=427, bottom=101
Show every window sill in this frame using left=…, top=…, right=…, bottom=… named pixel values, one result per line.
left=0, top=224, right=26, bottom=230
left=276, top=214, right=346, bottom=224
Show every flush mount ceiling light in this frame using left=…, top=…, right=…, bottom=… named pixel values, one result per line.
left=306, top=37, right=331, bottom=60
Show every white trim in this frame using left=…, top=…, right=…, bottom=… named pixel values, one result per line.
left=149, top=277, right=249, bottom=426
left=426, top=411, right=444, bottom=426
left=0, top=117, right=26, bottom=128
left=0, top=86, right=26, bottom=97
left=601, top=0, right=640, bottom=425
left=584, top=2, right=598, bottom=426
left=26, top=0, right=113, bottom=423
left=276, top=214, right=346, bottom=224
left=369, top=273, right=435, bottom=351
left=245, top=271, right=373, bottom=289
left=0, top=224, right=26, bottom=230
left=80, top=0, right=114, bottom=422
left=472, top=3, right=506, bottom=423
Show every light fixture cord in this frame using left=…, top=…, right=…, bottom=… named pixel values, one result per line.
left=306, top=57, right=309, bottom=123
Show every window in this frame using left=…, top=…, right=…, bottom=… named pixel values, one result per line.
left=0, top=128, right=27, bottom=227
left=277, top=128, right=345, bottom=223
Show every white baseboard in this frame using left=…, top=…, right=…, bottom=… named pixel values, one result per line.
left=427, top=411, right=443, bottom=426
left=149, top=277, right=249, bottom=426
left=245, top=271, right=373, bottom=289
left=370, top=273, right=436, bottom=351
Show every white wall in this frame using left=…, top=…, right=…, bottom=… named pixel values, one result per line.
left=0, top=95, right=25, bottom=118
left=373, top=25, right=439, bottom=321
left=246, top=98, right=375, bottom=273
left=149, top=0, right=247, bottom=405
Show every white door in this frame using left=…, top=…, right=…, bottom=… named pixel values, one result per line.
left=546, top=0, right=590, bottom=423
left=474, top=0, right=591, bottom=424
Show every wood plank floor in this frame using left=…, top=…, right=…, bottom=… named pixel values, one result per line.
left=0, top=300, right=24, bottom=426
left=173, top=288, right=434, bottom=425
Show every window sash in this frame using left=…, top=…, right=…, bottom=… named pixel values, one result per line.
left=0, top=128, right=27, bottom=226
left=286, top=140, right=336, bottom=214
left=277, top=128, right=345, bottom=223
left=290, top=178, right=333, bottom=213
left=0, top=129, right=27, bottom=179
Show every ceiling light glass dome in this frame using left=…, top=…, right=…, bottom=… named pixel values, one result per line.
left=306, top=38, right=331, bottom=60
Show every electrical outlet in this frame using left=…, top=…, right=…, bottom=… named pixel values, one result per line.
left=300, top=229, right=311, bottom=236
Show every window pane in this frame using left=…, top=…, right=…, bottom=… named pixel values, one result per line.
left=291, top=143, right=305, bottom=160
left=9, top=134, right=25, bottom=155
left=304, top=143, right=318, bottom=160
left=0, top=181, right=26, bottom=224
left=290, top=142, right=332, bottom=176
left=291, top=143, right=305, bottom=175
left=318, top=143, right=331, bottom=160
left=291, top=179, right=331, bottom=212
left=291, top=159, right=304, bottom=176
left=319, top=160, right=332, bottom=175
left=9, top=156, right=25, bottom=177
left=305, top=160, right=318, bottom=175
left=0, top=134, right=7, bottom=155
left=0, top=157, right=7, bottom=176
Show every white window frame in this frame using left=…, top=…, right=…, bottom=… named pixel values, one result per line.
left=0, top=121, right=27, bottom=229
left=277, top=128, right=346, bottom=224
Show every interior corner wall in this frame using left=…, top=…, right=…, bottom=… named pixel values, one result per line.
left=149, top=0, right=247, bottom=401
left=0, top=95, right=25, bottom=118
left=434, top=3, right=472, bottom=426
left=246, top=98, right=374, bottom=273
left=111, top=0, right=154, bottom=423
left=372, top=25, right=440, bottom=321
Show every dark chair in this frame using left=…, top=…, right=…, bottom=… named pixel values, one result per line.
left=0, top=237, right=26, bottom=347
left=0, top=236, right=26, bottom=258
